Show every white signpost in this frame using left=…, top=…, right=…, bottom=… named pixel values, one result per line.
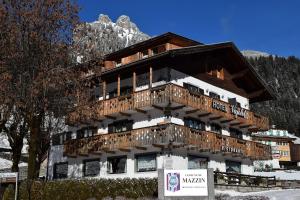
left=164, top=169, right=208, bottom=197
left=0, top=172, right=18, bottom=200
left=158, top=169, right=214, bottom=200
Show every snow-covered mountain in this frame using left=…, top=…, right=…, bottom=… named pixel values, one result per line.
left=241, top=50, right=271, bottom=58
left=74, top=14, right=150, bottom=62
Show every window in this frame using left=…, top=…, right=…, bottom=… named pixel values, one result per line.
left=188, top=156, right=208, bottom=169
left=120, top=76, right=133, bottom=96
left=77, top=127, right=96, bottom=139
left=151, top=45, right=166, bottom=55
left=184, top=118, right=205, bottom=131
left=141, top=49, right=149, bottom=58
left=226, top=161, right=241, bottom=173
left=209, top=92, right=220, bottom=100
left=53, top=162, right=68, bottom=179
left=108, top=120, right=133, bottom=133
left=211, top=123, right=221, bottom=134
left=107, top=81, right=118, bottom=99
left=136, top=71, right=149, bottom=87
left=136, top=154, right=157, bottom=172
left=228, top=98, right=241, bottom=107
left=52, top=132, right=72, bottom=145
left=83, top=159, right=100, bottom=177
left=107, top=156, right=127, bottom=174
left=116, top=58, right=122, bottom=67
left=183, top=83, right=204, bottom=96
left=152, top=67, right=169, bottom=83
left=229, top=128, right=243, bottom=139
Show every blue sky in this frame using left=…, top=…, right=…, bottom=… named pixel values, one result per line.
left=78, top=0, right=300, bottom=57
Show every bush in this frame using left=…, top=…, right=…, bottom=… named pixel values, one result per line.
left=5, top=178, right=158, bottom=200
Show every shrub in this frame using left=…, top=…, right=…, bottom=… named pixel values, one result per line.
left=5, top=178, right=158, bottom=200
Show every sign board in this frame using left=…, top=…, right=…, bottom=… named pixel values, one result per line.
left=164, top=169, right=208, bottom=197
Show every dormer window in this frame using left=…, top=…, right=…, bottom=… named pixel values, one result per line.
left=141, top=49, right=149, bottom=58
left=116, top=58, right=122, bottom=67
left=151, top=45, right=166, bottom=56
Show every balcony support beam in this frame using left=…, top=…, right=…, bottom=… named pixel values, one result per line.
left=135, top=108, right=147, bottom=114
left=120, top=112, right=131, bottom=117
left=186, top=109, right=199, bottom=115
left=198, top=113, right=211, bottom=118
left=104, top=115, right=116, bottom=120
left=209, top=116, right=222, bottom=121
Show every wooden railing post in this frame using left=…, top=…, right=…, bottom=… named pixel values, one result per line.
left=117, top=75, right=121, bottom=96
left=102, top=80, right=106, bottom=100
left=133, top=71, right=136, bottom=92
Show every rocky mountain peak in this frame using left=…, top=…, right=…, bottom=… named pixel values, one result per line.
left=116, top=15, right=138, bottom=31
left=74, top=14, right=150, bottom=62
left=98, top=14, right=112, bottom=24
left=241, top=50, right=271, bottom=58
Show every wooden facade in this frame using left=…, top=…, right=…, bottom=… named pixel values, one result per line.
left=67, top=83, right=269, bottom=130
left=64, top=123, right=272, bottom=160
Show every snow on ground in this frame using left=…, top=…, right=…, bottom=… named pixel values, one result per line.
left=254, top=170, right=300, bottom=181
left=0, top=157, right=27, bottom=170
left=216, top=189, right=300, bottom=200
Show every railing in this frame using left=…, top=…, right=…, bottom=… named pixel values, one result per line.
left=63, top=123, right=272, bottom=160
left=214, top=171, right=276, bottom=188
left=67, top=84, right=269, bottom=130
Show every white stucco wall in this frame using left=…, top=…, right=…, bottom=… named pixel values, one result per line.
left=170, top=69, right=250, bottom=109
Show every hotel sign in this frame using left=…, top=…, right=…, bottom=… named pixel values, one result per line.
left=164, top=169, right=208, bottom=197
left=212, top=100, right=248, bottom=119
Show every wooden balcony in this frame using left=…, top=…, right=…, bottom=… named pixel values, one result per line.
left=67, top=83, right=269, bottom=131
left=63, top=123, right=272, bottom=160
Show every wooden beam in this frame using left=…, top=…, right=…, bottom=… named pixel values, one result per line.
left=133, top=71, right=136, bottom=92
left=78, top=153, right=89, bottom=157
left=104, top=115, right=116, bottom=120
left=153, top=143, right=165, bottom=148
left=185, top=109, right=199, bottom=115
left=171, top=105, right=185, bottom=110
left=239, top=124, right=252, bottom=129
left=91, top=151, right=102, bottom=155
left=119, top=148, right=131, bottom=152
left=248, top=89, right=265, bottom=99
left=198, top=113, right=211, bottom=118
left=120, top=112, right=131, bottom=117
left=221, top=119, right=234, bottom=124
left=153, top=105, right=164, bottom=110
left=117, top=75, right=120, bottom=96
left=149, top=66, right=152, bottom=88
left=209, top=116, right=222, bottom=121
left=103, top=148, right=115, bottom=154
left=230, top=122, right=242, bottom=126
left=231, top=69, right=249, bottom=80
left=135, top=108, right=147, bottom=114
left=135, top=146, right=147, bottom=150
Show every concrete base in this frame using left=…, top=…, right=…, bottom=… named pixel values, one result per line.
left=158, top=169, right=215, bottom=200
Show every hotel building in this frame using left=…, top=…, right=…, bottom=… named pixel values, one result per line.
left=253, top=129, right=300, bottom=170
left=47, top=32, right=273, bottom=180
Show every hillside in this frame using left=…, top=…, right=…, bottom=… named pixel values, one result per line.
left=248, top=56, right=300, bottom=135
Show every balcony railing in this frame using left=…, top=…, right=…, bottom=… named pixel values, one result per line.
left=63, top=123, right=272, bottom=160
left=67, top=83, right=269, bottom=130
